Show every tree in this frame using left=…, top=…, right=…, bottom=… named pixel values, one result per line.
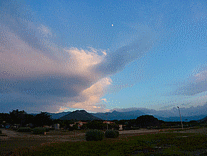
left=87, top=120, right=106, bottom=130
left=9, top=109, right=28, bottom=126
left=135, top=115, right=160, bottom=128
left=33, top=112, right=52, bottom=127
left=0, top=113, right=11, bottom=125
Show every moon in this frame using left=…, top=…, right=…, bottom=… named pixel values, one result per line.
left=112, top=24, right=113, bottom=26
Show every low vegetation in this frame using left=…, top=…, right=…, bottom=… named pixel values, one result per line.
left=85, top=129, right=104, bottom=141
left=7, top=130, right=207, bottom=156
left=105, top=130, right=119, bottom=138
left=32, top=127, right=48, bottom=134
left=17, top=127, right=32, bottom=132
left=1, top=109, right=207, bottom=155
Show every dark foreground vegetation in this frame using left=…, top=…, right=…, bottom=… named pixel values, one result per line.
left=1, top=109, right=207, bottom=155
left=1, top=109, right=206, bottom=131
left=1, top=128, right=206, bottom=156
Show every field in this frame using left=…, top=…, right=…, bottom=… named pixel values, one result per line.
left=0, top=128, right=207, bottom=156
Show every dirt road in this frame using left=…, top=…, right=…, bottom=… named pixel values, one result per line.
left=119, top=129, right=160, bottom=135
left=1, top=127, right=207, bottom=156
left=0, top=128, right=85, bottom=142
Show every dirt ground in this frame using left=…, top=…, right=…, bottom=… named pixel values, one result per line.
left=0, top=128, right=85, bottom=142
left=119, top=128, right=160, bottom=135
left=0, top=129, right=85, bottom=156
left=1, top=127, right=207, bottom=140
left=1, top=127, right=207, bottom=156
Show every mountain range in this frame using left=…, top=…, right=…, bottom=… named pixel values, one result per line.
left=59, top=110, right=101, bottom=121
left=49, top=103, right=207, bottom=121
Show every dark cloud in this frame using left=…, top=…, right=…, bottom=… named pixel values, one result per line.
left=93, top=32, right=155, bottom=76
left=175, top=81, right=207, bottom=95
left=0, top=75, right=90, bottom=97
left=174, top=67, right=207, bottom=95
left=0, top=1, right=157, bottom=113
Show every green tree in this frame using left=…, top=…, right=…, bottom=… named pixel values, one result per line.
left=87, top=120, right=106, bottom=130
left=135, top=115, right=160, bottom=128
left=9, top=109, right=28, bottom=126
left=33, top=112, right=52, bottom=127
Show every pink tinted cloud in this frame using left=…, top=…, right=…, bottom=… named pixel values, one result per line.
left=0, top=9, right=156, bottom=113
left=59, top=77, right=112, bottom=112
left=0, top=21, right=111, bottom=112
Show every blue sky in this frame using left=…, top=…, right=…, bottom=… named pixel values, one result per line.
left=0, top=0, right=207, bottom=113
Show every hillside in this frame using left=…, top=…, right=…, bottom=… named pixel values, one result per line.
left=59, top=110, right=102, bottom=121
left=199, top=116, right=207, bottom=123
left=49, top=111, right=71, bottom=119
left=47, top=104, right=207, bottom=121
left=93, top=110, right=146, bottom=120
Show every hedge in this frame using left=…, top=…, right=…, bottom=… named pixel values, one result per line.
left=85, top=129, right=104, bottom=141
left=17, top=127, right=32, bottom=132
left=32, top=127, right=47, bottom=134
left=105, top=130, right=119, bottom=138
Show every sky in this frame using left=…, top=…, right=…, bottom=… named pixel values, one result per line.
left=0, top=0, right=207, bottom=113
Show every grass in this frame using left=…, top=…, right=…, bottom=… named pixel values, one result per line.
left=1, top=128, right=207, bottom=155
left=0, top=138, right=50, bottom=156
left=0, top=129, right=86, bottom=156
left=7, top=131, right=207, bottom=156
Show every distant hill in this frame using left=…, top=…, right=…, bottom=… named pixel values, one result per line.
left=93, top=109, right=146, bottom=120
left=154, top=115, right=207, bottom=122
left=199, top=116, right=207, bottom=123
left=140, top=106, right=207, bottom=118
left=49, top=111, right=71, bottom=119
left=42, top=104, right=207, bottom=121
left=59, top=110, right=102, bottom=121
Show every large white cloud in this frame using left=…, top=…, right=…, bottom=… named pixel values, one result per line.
left=0, top=1, right=156, bottom=113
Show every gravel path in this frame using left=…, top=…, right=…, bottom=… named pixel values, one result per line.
left=1, top=128, right=31, bottom=137
left=119, top=129, right=160, bottom=135
left=0, top=128, right=85, bottom=142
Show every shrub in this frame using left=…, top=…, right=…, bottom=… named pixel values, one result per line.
left=17, top=127, right=31, bottom=132
left=0, top=129, right=2, bottom=134
left=32, top=127, right=47, bottom=134
left=85, top=129, right=104, bottom=141
left=45, top=127, right=50, bottom=132
left=105, top=130, right=119, bottom=138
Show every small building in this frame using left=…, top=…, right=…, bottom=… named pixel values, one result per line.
left=54, top=123, right=60, bottom=130
left=119, top=125, right=123, bottom=131
left=43, top=125, right=52, bottom=129
left=75, top=121, right=87, bottom=129
left=103, top=121, right=114, bottom=124
left=5, top=124, right=11, bottom=129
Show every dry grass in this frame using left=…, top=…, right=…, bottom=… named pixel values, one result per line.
left=1, top=128, right=207, bottom=156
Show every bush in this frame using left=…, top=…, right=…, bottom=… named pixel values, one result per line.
left=32, top=127, right=47, bottom=134
left=105, top=130, right=119, bottom=138
left=0, top=129, right=2, bottom=134
left=17, top=127, right=31, bottom=132
left=85, top=129, right=104, bottom=141
left=45, top=127, right=50, bottom=132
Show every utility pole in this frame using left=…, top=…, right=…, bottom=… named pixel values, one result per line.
left=177, top=106, right=183, bottom=129
left=106, top=113, right=108, bottom=130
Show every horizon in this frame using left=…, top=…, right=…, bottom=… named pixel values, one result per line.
left=2, top=103, right=207, bottom=118
left=1, top=1, right=207, bottom=114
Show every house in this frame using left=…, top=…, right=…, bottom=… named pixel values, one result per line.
left=119, top=125, right=123, bottom=130
left=103, top=121, right=114, bottom=124
left=76, top=121, right=87, bottom=129
left=70, top=121, right=87, bottom=129
left=5, top=124, right=11, bottom=129
left=54, top=123, right=60, bottom=130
